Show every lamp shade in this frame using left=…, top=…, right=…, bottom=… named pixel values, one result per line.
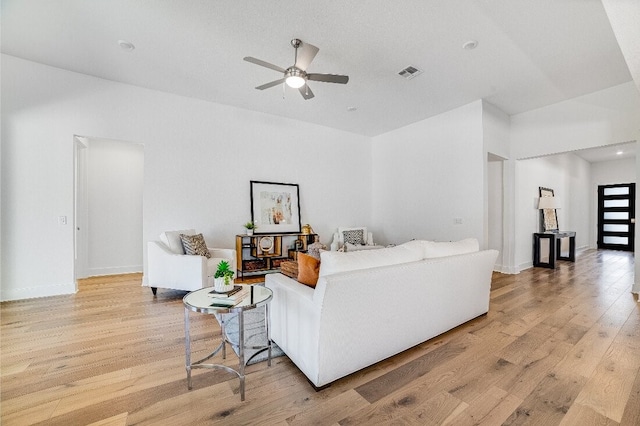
left=538, top=197, right=559, bottom=209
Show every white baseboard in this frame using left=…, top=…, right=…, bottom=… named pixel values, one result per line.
left=493, top=264, right=519, bottom=274
left=0, top=282, right=77, bottom=301
left=85, top=265, right=143, bottom=277
left=518, top=261, right=533, bottom=273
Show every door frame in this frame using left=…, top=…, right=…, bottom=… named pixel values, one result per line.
left=597, top=182, right=635, bottom=251
left=74, top=136, right=89, bottom=281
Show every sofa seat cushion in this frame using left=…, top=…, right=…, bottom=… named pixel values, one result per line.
left=319, top=242, right=423, bottom=277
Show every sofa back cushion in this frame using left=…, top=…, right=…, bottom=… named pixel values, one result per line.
left=319, top=243, right=422, bottom=277
left=160, top=229, right=196, bottom=254
left=423, top=238, right=479, bottom=258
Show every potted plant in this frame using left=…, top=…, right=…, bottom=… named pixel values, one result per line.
left=214, top=260, right=235, bottom=292
left=243, top=221, right=257, bottom=236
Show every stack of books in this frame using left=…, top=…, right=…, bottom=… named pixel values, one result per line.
left=208, top=286, right=250, bottom=307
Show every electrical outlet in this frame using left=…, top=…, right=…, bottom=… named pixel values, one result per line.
left=58, top=216, right=67, bottom=225
left=454, top=217, right=463, bottom=225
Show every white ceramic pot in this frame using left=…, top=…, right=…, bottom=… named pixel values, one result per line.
left=214, top=277, right=234, bottom=293
left=246, top=229, right=254, bottom=236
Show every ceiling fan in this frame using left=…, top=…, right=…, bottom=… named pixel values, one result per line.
left=243, top=39, right=349, bottom=100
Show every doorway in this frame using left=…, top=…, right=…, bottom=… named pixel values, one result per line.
left=74, top=136, right=144, bottom=281
left=597, top=183, right=635, bottom=251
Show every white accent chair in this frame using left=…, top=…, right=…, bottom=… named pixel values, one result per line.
left=330, top=226, right=378, bottom=251
left=146, top=229, right=236, bottom=295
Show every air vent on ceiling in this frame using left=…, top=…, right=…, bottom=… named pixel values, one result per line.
left=398, top=65, right=423, bottom=80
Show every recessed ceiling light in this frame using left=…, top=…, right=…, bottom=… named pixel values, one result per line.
left=118, top=40, right=135, bottom=52
left=616, top=150, right=624, bottom=155
left=462, top=40, right=478, bottom=50
left=347, top=106, right=357, bottom=112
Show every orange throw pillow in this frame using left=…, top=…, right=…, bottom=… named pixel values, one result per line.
left=297, top=253, right=320, bottom=287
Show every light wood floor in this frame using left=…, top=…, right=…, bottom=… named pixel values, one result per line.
left=2, top=249, right=639, bottom=425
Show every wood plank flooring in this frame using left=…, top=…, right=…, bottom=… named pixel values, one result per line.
left=1, top=249, right=639, bottom=425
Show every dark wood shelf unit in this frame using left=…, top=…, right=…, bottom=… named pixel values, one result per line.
left=235, top=233, right=317, bottom=278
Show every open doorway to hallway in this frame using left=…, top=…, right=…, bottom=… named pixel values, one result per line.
left=74, top=136, right=144, bottom=282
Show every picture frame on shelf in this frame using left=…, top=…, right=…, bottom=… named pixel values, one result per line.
left=250, top=180, right=301, bottom=234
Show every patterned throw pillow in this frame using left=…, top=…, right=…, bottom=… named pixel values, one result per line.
left=343, top=229, right=365, bottom=245
left=180, top=233, right=211, bottom=258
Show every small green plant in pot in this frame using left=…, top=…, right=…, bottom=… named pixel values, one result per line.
left=243, top=221, right=257, bottom=235
left=214, top=260, right=235, bottom=291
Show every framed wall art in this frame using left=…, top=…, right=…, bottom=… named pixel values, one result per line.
left=250, top=180, right=301, bottom=234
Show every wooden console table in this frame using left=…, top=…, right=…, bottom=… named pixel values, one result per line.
left=533, top=231, right=576, bottom=269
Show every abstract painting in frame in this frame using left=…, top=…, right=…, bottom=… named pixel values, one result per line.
left=250, top=181, right=301, bottom=234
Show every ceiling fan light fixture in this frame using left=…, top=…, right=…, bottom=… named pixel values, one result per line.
left=285, top=68, right=306, bottom=88
left=286, top=75, right=306, bottom=88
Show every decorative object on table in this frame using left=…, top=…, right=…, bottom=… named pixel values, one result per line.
left=301, top=224, right=314, bottom=235
left=214, top=260, right=235, bottom=292
left=253, top=235, right=282, bottom=257
left=250, top=180, right=301, bottom=233
left=243, top=221, right=257, bottom=236
left=538, top=187, right=559, bottom=232
left=280, top=261, right=299, bottom=278
left=258, top=236, right=275, bottom=253
left=306, top=235, right=326, bottom=260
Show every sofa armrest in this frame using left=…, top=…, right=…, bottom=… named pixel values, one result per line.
left=147, top=241, right=207, bottom=291
left=265, top=273, right=321, bottom=382
left=208, top=248, right=237, bottom=271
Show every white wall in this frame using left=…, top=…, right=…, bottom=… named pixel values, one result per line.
left=483, top=101, right=511, bottom=271
left=1, top=54, right=371, bottom=300
left=487, top=158, right=504, bottom=268
left=371, top=101, right=485, bottom=246
left=515, top=153, right=591, bottom=270
left=511, top=82, right=640, bottom=160
left=591, top=157, right=636, bottom=185
left=85, top=138, right=144, bottom=276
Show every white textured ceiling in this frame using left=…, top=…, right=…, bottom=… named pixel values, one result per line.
left=0, top=0, right=633, bottom=137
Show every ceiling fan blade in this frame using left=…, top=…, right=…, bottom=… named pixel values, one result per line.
left=294, top=42, right=319, bottom=71
left=256, top=78, right=286, bottom=90
left=299, top=84, right=315, bottom=100
left=307, top=73, right=349, bottom=84
left=243, top=56, right=286, bottom=73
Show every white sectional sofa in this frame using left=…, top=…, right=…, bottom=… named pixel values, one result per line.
left=265, top=239, right=498, bottom=388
